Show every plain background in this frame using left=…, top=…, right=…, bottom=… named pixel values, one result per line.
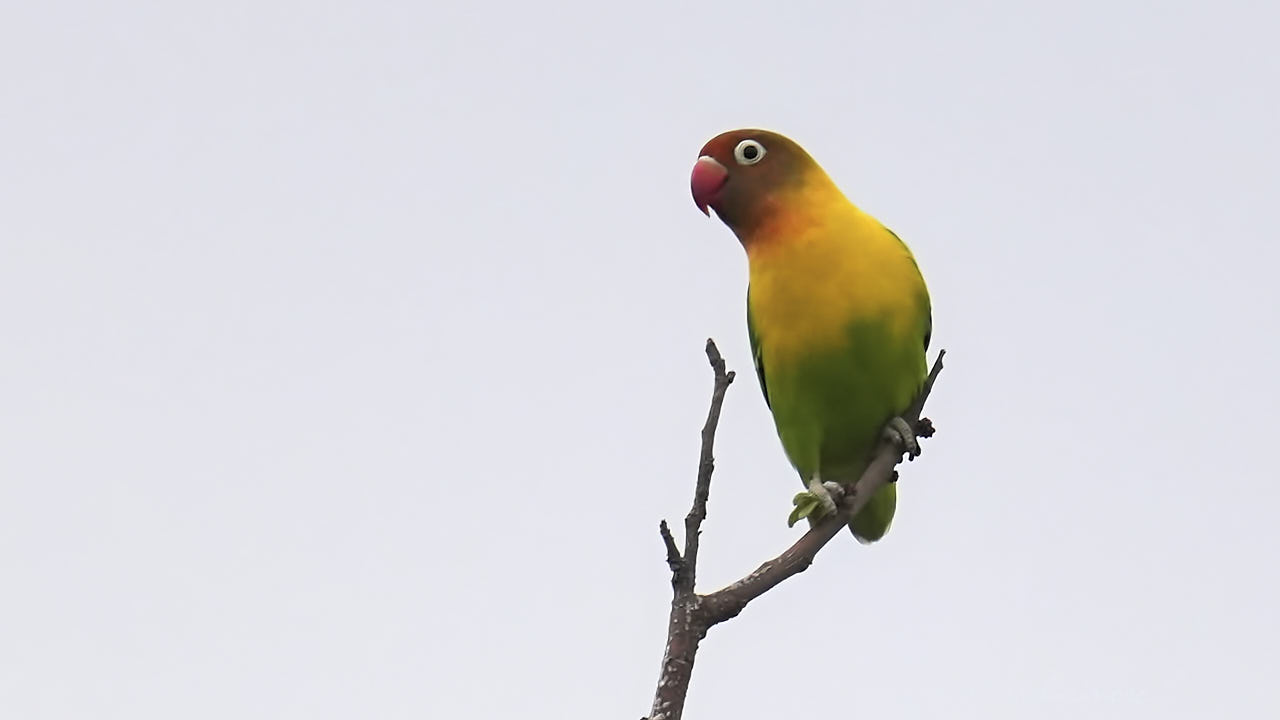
left=3, top=1, right=1278, bottom=717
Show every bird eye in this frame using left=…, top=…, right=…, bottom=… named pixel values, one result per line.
left=733, top=139, right=766, bottom=166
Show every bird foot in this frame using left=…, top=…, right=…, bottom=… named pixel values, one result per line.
left=883, top=416, right=921, bottom=460
left=788, top=477, right=845, bottom=527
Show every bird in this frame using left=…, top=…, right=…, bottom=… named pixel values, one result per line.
left=690, top=129, right=932, bottom=542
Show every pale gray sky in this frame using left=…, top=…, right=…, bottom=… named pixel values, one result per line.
left=3, top=1, right=1278, bottom=717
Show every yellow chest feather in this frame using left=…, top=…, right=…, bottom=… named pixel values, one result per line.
left=747, top=205, right=922, bottom=362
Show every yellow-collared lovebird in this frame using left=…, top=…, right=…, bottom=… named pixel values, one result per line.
left=691, top=129, right=932, bottom=542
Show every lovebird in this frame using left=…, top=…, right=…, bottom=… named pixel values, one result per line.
left=690, top=129, right=932, bottom=542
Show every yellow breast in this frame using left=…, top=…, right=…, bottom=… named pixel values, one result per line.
left=746, top=200, right=923, bottom=363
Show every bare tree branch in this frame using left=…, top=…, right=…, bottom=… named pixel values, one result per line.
left=678, top=339, right=735, bottom=594
left=646, top=339, right=734, bottom=720
left=644, top=343, right=945, bottom=720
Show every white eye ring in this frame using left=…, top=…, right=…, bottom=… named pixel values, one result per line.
left=733, top=139, right=766, bottom=166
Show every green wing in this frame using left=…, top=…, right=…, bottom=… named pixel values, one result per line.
left=883, top=225, right=933, bottom=352
left=745, top=288, right=770, bottom=409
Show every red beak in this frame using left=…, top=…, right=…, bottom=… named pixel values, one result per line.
left=691, top=156, right=729, bottom=216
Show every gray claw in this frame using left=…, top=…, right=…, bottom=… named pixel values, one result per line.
left=884, top=416, right=921, bottom=459
left=807, top=477, right=839, bottom=516
left=821, top=480, right=845, bottom=504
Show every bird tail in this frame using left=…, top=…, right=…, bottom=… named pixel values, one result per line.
left=848, top=483, right=896, bottom=544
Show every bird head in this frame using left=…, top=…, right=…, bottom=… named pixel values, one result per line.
left=691, top=129, right=832, bottom=238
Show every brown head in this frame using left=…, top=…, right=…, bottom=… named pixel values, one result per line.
left=690, top=129, right=837, bottom=240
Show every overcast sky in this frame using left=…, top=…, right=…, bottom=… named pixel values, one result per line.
left=3, top=1, right=1278, bottom=718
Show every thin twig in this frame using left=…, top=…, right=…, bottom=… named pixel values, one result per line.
left=658, top=520, right=683, bottom=585
left=644, top=344, right=946, bottom=720
left=679, top=339, right=735, bottom=594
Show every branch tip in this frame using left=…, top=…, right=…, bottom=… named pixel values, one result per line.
left=659, top=520, right=683, bottom=578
